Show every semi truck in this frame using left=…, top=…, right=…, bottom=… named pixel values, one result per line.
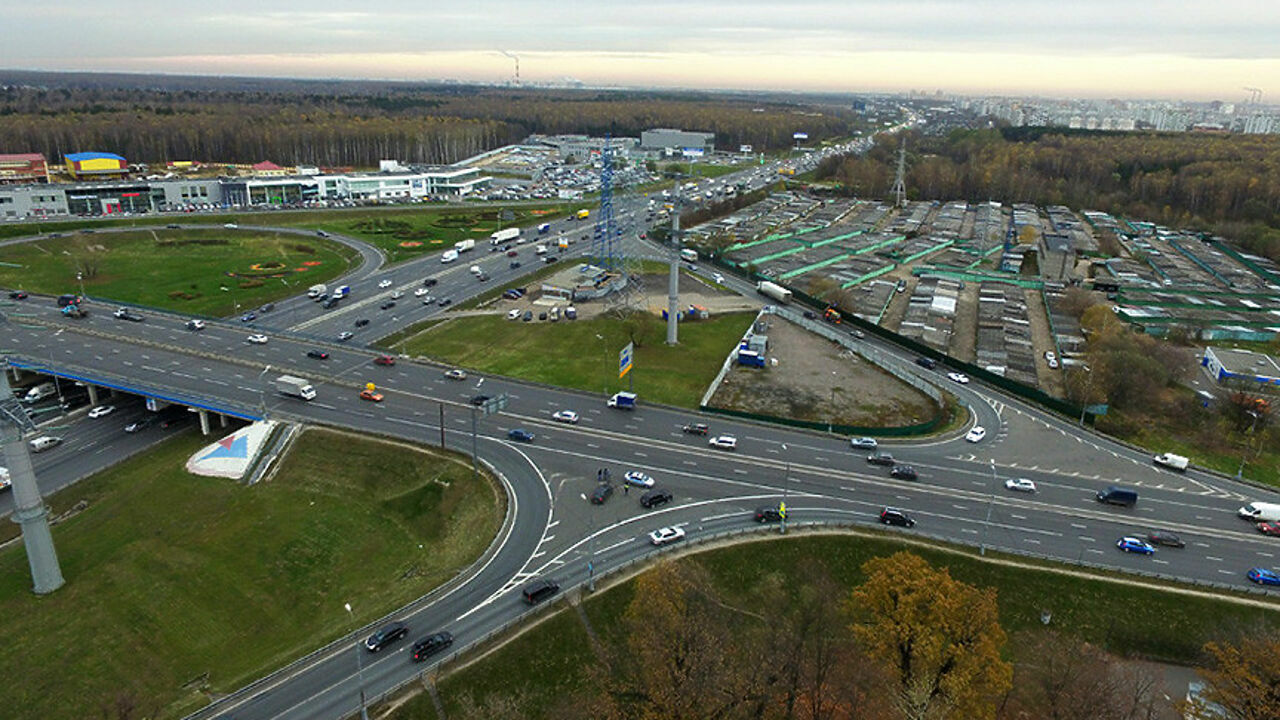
left=490, top=227, right=520, bottom=244
left=275, top=375, right=316, bottom=401
left=1153, top=452, right=1189, bottom=471
left=454, top=239, right=476, bottom=253
left=607, top=391, right=637, bottom=410
left=756, top=281, right=793, bottom=304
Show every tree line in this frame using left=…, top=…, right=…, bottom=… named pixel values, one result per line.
left=0, top=77, right=853, bottom=168
left=815, top=128, right=1280, bottom=260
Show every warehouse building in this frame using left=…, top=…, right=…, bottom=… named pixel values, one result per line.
left=639, top=128, right=716, bottom=157
left=0, top=153, right=50, bottom=184
left=0, top=184, right=67, bottom=217
left=64, top=152, right=129, bottom=180
left=1202, top=346, right=1280, bottom=390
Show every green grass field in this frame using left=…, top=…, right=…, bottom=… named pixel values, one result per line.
left=397, top=311, right=756, bottom=408
left=384, top=532, right=1280, bottom=720
left=0, top=428, right=502, bottom=720
left=0, top=228, right=358, bottom=316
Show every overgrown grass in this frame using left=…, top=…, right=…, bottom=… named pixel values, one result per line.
left=0, top=228, right=358, bottom=316
left=383, top=532, right=1280, bottom=720
left=397, top=311, right=756, bottom=407
left=0, top=428, right=501, bottom=720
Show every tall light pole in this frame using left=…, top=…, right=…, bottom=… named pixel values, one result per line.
left=1237, top=410, right=1262, bottom=480
left=343, top=602, right=369, bottom=720
left=781, top=443, right=789, bottom=535
left=595, top=334, right=608, bottom=396
left=76, top=271, right=86, bottom=299
left=257, top=365, right=272, bottom=420
left=980, top=459, right=997, bottom=557
left=1077, top=365, right=1093, bottom=426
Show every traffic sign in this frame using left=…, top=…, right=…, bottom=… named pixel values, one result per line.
left=619, top=342, right=633, bottom=379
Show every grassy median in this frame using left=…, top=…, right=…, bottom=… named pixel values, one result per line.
left=0, top=427, right=502, bottom=720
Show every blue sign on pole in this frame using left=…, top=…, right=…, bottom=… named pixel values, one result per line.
left=619, top=342, right=633, bottom=379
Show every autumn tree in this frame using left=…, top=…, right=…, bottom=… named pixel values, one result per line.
left=849, top=552, right=1012, bottom=720
left=1184, top=631, right=1280, bottom=720
left=999, top=632, right=1167, bottom=720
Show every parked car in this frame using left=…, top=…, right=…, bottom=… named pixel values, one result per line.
left=590, top=483, right=613, bottom=504
left=890, top=465, right=918, bottom=481
left=682, top=423, right=710, bottom=436
left=649, top=526, right=686, bottom=546
left=1116, top=536, right=1156, bottom=555
left=552, top=410, right=579, bottom=424
left=364, top=622, right=408, bottom=652
left=879, top=507, right=915, bottom=527
left=1146, top=530, right=1185, bottom=548
left=867, top=452, right=895, bottom=466
left=411, top=632, right=454, bottom=662
left=624, top=471, right=655, bottom=489
left=640, top=489, right=673, bottom=509
left=1004, top=478, right=1037, bottom=493
left=850, top=437, right=878, bottom=450
left=508, top=428, right=535, bottom=443
left=708, top=435, right=737, bottom=450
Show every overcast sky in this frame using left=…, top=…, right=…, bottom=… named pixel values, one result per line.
left=5, top=1, right=1279, bottom=99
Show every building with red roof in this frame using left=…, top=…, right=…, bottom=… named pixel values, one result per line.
left=0, top=153, right=50, bottom=184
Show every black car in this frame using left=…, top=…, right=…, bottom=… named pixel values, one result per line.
left=412, top=632, right=454, bottom=662
left=879, top=508, right=915, bottom=528
left=8, top=290, right=28, bottom=300
left=259, top=303, right=275, bottom=313
left=510, top=261, right=522, bottom=269
left=522, top=310, right=533, bottom=322
left=355, top=318, right=370, bottom=327
left=124, top=415, right=158, bottom=433
left=544, top=256, right=558, bottom=264
left=470, top=394, right=491, bottom=406
left=803, top=310, right=817, bottom=320
left=682, top=423, right=710, bottom=436
left=380, top=300, right=396, bottom=310
left=422, top=277, right=438, bottom=287
left=538, top=311, right=548, bottom=321
left=364, top=622, right=409, bottom=652
left=590, top=483, right=614, bottom=505
left=1147, top=530, right=1185, bottom=548
left=322, top=297, right=340, bottom=309
left=867, top=452, right=895, bottom=466
left=306, top=350, right=330, bottom=360
left=890, top=465, right=918, bottom=481
left=914, top=357, right=937, bottom=370
left=640, top=489, right=674, bottom=509
left=754, top=506, right=783, bottom=523
left=438, top=297, right=452, bottom=306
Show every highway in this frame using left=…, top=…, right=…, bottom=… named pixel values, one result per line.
left=13, top=125, right=1279, bottom=719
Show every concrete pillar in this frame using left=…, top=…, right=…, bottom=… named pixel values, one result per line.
left=1, top=375, right=64, bottom=595
left=198, top=409, right=210, bottom=436
left=86, top=385, right=99, bottom=405
left=219, top=413, right=228, bottom=428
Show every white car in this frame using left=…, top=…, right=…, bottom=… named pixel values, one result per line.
left=713, top=273, right=725, bottom=284
left=850, top=436, right=878, bottom=450
left=965, top=426, right=987, bottom=443
left=1004, top=478, right=1037, bottom=493
left=414, top=287, right=429, bottom=297
left=247, top=334, right=269, bottom=344
left=709, top=435, right=738, bottom=451
left=87, top=405, right=115, bottom=419
left=552, top=410, right=580, bottom=424
left=1046, top=356, right=1060, bottom=369
left=507, top=309, right=521, bottom=320
left=378, top=279, right=392, bottom=288
left=947, top=372, right=970, bottom=384
left=390, top=290, right=403, bottom=300
left=624, top=471, right=655, bottom=488
left=420, top=296, right=434, bottom=305
left=649, top=526, right=686, bottom=546
left=444, top=368, right=467, bottom=381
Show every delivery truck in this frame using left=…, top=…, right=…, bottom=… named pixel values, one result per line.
left=756, top=281, right=793, bottom=304
left=1239, top=502, right=1280, bottom=522
left=680, top=248, right=698, bottom=263
left=275, top=375, right=316, bottom=401
left=308, top=284, right=327, bottom=298
left=607, top=391, right=637, bottom=410
left=537, top=223, right=552, bottom=234
left=490, top=227, right=520, bottom=244
left=1153, top=452, right=1189, bottom=471
left=454, top=239, right=476, bottom=253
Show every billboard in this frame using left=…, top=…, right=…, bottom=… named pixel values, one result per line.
left=681, top=148, right=705, bottom=158
left=792, top=132, right=809, bottom=140
left=739, top=144, right=753, bottom=153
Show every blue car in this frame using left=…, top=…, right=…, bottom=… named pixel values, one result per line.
left=240, top=311, right=257, bottom=323
left=1248, top=567, right=1280, bottom=586
left=1116, top=536, right=1155, bottom=555
left=508, top=429, right=534, bottom=443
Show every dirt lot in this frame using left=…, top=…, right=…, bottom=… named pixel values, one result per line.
left=495, top=271, right=759, bottom=320
left=710, top=315, right=939, bottom=428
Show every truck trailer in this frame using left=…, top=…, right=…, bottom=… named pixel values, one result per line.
left=275, top=375, right=317, bottom=401
left=490, top=227, right=520, bottom=244
left=756, top=281, right=793, bottom=304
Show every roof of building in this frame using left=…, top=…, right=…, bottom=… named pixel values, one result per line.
left=0, top=153, right=46, bottom=163
left=252, top=161, right=283, bottom=171
left=65, top=152, right=125, bottom=163
left=1208, top=346, right=1280, bottom=378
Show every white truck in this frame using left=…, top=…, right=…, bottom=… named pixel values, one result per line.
left=274, top=375, right=316, bottom=401
left=1239, top=501, right=1280, bottom=522
left=454, top=239, right=476, bottom=253
left=307, top=284, right=327, bottom=298
left=22, top=382, right=56, bottom=403
left=490, top=227, right=520, bottom=244
left=440, top=249, right=459, bottom=264
left=680, top=248, right=698, bottom=263
left=1153, top=452, right=1189, bottom=471
left=757, top=281, right=793, bottom=304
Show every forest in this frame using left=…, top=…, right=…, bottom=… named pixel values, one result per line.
left=815, top=128, right=1280, bottom=259
left=0, top=71, right=854, bottom=168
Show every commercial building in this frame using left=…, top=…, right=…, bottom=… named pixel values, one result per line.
left=531, top=135, right=639, bottom=161
left=64, top=152, right=128, bottom=179
left=0, top=184, right=67, bottom=217
left=1202, top=347, right=1280, bottom=390
left=0, top=153, right=50, bottom=184
left=639, top=128, right=716, bottom=157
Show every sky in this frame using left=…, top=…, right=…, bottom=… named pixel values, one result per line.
left=4, top=1, right=1279, bottom=100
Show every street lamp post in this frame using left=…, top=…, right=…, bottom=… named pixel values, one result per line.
left=343, top=603, right=369, bottom=720
left=781, top=443, right=789, bottom=535
left=257, top=365, right=272, bottom=420
left=980, top=459, right=997, bottom=556
left=595, top=334, right=608, bottom=397
left=1237, top=410, right=1261, bottom=480
left=1077, top=366, right=1093, bottom=426
left=76, top=272, right=85, bottom=300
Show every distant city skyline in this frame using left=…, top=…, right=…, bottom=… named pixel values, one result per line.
left=4, top=1, right=1279, bottom=102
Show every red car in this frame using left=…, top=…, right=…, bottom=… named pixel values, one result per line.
left=506, top=250, right=518, bottom=257
left=1258, top=521, right=1280, bottom=537
left=374, top=355, right=396, bottom=366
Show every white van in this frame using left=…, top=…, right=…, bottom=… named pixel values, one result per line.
left=29, top=436, right=61, bottom=453
left=469, top=265, right=483, bottom=276
left=535, top=244, right=548, bottom=255
left=1239, top=502, right=1280, bottom=522
left=440, top=250, right=459, bottom=264
left=23, top=382, right=56, bottom=403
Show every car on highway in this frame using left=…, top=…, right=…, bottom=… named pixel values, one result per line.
left=624, top=471, right=655, bottom=489
left=414, top=287, right=429, bottom=297
left=522, top=577, right=560, bottom=604
left=368, top=355, right=394, bottom=367
left=1247, top=567, right=1280, bottom=586
left=354, top=318, right=370, bottom=327
left=378, top=279, right=392, bottom=288
left=682, top=423, right=709, bottom=436
left=1146, top=530, right=1185, bottom=548
left=306, top=350, right=330, bottom=360
left=850, top=436, right=878, bottom=450
left=0, top=470, right=10, bottom=492
left=708, top=435, right=737, bottom=450
left=640, top=488, right=673, bottom=509
left=8, top=290, right=30, bottom=300
left=510, top=261, right=522, bottom=269
left=240, top=311, right=257, bottom=323
left=364, top=622, right=408, bottom=652
left=186, top=319, right=205, bottom=331
left=879, top=507, right=915, bottom=528
left=422, top=277, right=438, bottom=287
left=849, top=328, right=865, bottom=339
left=889, top=465, right=918, bottom=481
left=1116, top=536, right=1156, bottom=555
left=1004, top=478, right=1037, bottom=493
left=359, top=389, right=384, bottom=402
left=113, top=308, right=144, bottom=322
left=411, top=632, right=454, bottom=662
left=124, top=416, right=157, bottom=433
left=965, top=426, right=987, bottom=443
left=337, top=331, right=354, bottom=342
left=552, top=410, right=579, bottom=424
left=590, top=483, right=613, bottom=504
left=438, top=297, right=452, bottom=306
left=470, top=394, right=490, bottom=406
left=421, top=296, right=435, bottom=305
left=755, top=506, right=784, bottom=523
left=390, top=290, right=404, bottom=299
left=915, top=357, right=937, bottom=370
left=247, top=334, right=269, bottom=344
left=445, top=368, right=467, bottom=380
left=867, top=452, right=895, bottom=466
left=508, top=428, right=534, bottom=443
left=947, top=372, right=970, bottom=385
left=1258, top=521, right=1280, bottom=537
left=649, top=526, right=685, bottom=546
left=87, top=405, right=115, bottom=419
left=507, top=249, right=519, bottom=257
left=379, top=300, right=396, bottom=310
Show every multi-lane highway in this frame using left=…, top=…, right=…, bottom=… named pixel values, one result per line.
left=8, top=128, right=1277, bottom=720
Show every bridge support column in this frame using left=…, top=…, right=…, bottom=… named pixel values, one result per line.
left=219, top=413, right=228, bottom=428
left=9, top=367, right=22, bottom=384
left=198, top=410, right=211, bottom=436
left=86, top=385, right=100, bottom=405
